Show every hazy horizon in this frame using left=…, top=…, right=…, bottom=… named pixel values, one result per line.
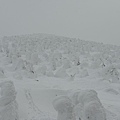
left=0, top=0, right=120, bottom=45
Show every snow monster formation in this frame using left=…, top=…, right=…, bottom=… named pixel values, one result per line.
left=53, top=90, right=106, bottom=120
left=53, top=96, right=76, bottom=120
left=0, top=81, right=19, bottom=120
left=69, top=90, right=106, bottom=120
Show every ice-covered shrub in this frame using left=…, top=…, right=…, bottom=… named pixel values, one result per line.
left=53, top=95, right=76, bottom=120
left=0, top=81, right=19, bottom=120
left=42, top=52, right=49, bottom=61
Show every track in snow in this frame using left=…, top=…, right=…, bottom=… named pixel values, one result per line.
left=24, top=89, right=56, bottom=120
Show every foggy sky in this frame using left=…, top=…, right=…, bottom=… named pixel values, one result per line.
left=0, top=0, right=120, bottom=45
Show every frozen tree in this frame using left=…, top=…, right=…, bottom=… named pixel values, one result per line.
left=0, top=81, right=19, bottom=120
left=68, top=89, right=82, bottom=105
left=78, top=90, right=101, bottom=105
left=53, top=96, right=76, bottom=120
left=24, top=61, right=34, bottom=73
left=69, top=90, right=106, bottom=120
left=2, top=37, right=9, bottom=56
left=0, top=38, right=3, bottom=52
left=73, top=56, right=80, bottom=66
left=73, top=103, right=84, bottom=120
left=67, top=66, right=79, bottom=76
left=50, top=59, right=57, bottom=71
left=0, top=67, right=5, bottom=78
left=13, top=58, right=25, bottom=71
left=36, top=65, right=47, bottom=76
left=53, top=52, right=62, bottom=62
left=46, top=69, right=54, bottom=77
left=30, top=52, right=39, bottom=65
left=62, top=58, right=71, bottom=69
left=56, top=59, right=62, bottom=68
left=67, top=74, right=76, bottom=81
left=11, top=55, right=19, bottom=65
left=102, top=65, right=119, bottom=83
left=83, top=100, right=106, bottom=120
left=53, top=52, right=62, bottom=68
left=26, top=51, right=32, bottom=62
left=20, top=61, right=37, bottom=79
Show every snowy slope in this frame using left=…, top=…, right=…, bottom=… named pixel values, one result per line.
left=0, top=34, right=120, bottom=120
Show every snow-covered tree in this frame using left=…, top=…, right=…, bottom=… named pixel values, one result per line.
left=36, top=65, right=47, bottom=76
left=24, top=61, right=34, bottom=73
left=0, top=81, right=19, bottom=120
left=69, top=90, right=106, bottom=120
left=46, top=69, right=54, bottom=77
left=0, top=67, right=5, bottom=78
left=55, top=67, right=69, bottom=78
left=30, top=52, right=39, bottom=65
left=83, top=100, right=106, bottom=120
left=67, top=66, right=79, bottom=76
left=12, top=58, right=25, bottom=71
left=101, top=65, right=119, bottom=83
left=53, top=96, right=76, bottom=120
left=62, top=58, right=71, bottom=69
left=50, top=60, right=57, bottom=71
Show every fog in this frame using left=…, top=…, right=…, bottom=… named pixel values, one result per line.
left=0, top=0, right=120, bottom=45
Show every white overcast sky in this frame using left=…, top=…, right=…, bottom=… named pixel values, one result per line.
left=0, top=0, right=120, bottom=45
